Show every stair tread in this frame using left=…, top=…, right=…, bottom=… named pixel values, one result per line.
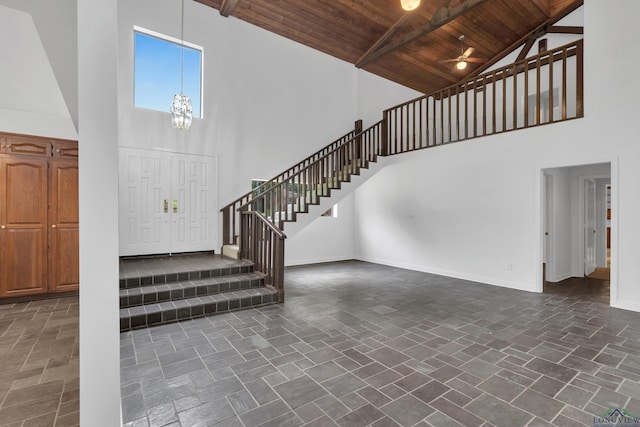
left=120, top=286, right=277, bottom=317
left=120, top=272, right=265, bottom=296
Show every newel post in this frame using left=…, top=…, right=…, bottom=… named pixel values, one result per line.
left=275, top=236, right=285, bottom=303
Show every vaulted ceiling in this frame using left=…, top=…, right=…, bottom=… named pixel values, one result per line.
left=195, top=0, right=583, bottom=95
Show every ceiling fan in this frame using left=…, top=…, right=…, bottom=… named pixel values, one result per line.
left=440, top=35, right=488, bottom=71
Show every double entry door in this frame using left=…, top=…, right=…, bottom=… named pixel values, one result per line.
left=119, top=148, right=216, bottom=256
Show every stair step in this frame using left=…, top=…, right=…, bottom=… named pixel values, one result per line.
left=120, top=286, right=278, bottom=331
left=119, top=262, right=253, bottom=290
left=119, top=273, right=265, bottom=308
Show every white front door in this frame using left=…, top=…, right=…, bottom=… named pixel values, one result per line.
left=584, top=178, right=596, bottom=276
left=119, top=148, right=172, bottom=256
left=170, top=153, right=216, bottom=253
left=119, top=148, right=216, bottom=256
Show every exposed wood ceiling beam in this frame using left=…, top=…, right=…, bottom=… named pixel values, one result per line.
left=357, top=0, right=489, bottom=69
left=466, top=0, right=582, bottom=79
left=547, top=25, right=583, bottom=34
left=516, top=37, right=537, bottom=61
left=467, top=21, right=549, bottom=78
left=355, top=12, right=417, bottom=68
left=220, top=0, right=241, bottom=17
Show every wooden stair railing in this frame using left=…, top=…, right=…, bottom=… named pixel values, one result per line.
left=238, top=120, right=383, bottom=229
left=221, top=123, right=361, bottom=247
left=221, top=39, right=584, bottom=304
left=221, top=120, right=384, bottom=301
left=239, top=211, right=286, bottom=302
left=383, top=40, right=584, bottom=155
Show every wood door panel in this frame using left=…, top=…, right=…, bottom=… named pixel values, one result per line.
left=50, top=227, right=79, bottom=292
left=4, top=160, right=48, bottom=225
left=49, top=161, right=79, bottom=293
left=3, top=136, right=51, bottom=157
left=2, top=229, right=47, bottom=295
left=0, top=157, right=48, bottom=297
left=54, top=164, right=79, bottom=224
left=53, top=141, right=79, bottom=159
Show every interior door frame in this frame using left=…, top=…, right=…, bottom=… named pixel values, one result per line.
left=583, top=178, right=597, bottom=276
left=542, top=173, right=554, bottom=282
left=536, top=159, right=618, bottom=307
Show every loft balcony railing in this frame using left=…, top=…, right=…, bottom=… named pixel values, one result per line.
left=383, top=40, right=583, bottom=155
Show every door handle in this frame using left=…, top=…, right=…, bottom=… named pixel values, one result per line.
left=173, top=200, right=178, bottom=213
left=0, top=225, right=5, bottom=229
left=52, top=224, right=57, bottom=229
left=164, top=199, right=169, bottom=213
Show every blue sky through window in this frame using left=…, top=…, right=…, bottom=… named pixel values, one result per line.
left=134, top=31, right=202, bottom=118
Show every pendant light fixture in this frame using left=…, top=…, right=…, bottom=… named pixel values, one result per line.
left=170, top=0, right=192, bottom=130
left=401, top=0, right=421, bottom=11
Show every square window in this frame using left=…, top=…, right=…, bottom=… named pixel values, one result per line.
left=134, top=28, right=202, bottom=118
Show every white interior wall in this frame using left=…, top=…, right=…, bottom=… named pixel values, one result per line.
left=285, top=195, right=355, bottom=266
left=353, top=0, right=640, bottom=313
left=118, top=0, right=360, bottom=258
left=0, top=0, right=78, bottom=131
left=78, top=0, right=121, bottom=424
left=0, top=5, right=76, bottom=139
left=356, top=70, right=422, bottom=128
left=118, top=0, right=357, bottom=199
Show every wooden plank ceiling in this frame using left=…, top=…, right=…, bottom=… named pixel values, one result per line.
left=195, top=0, right=583, bottom=95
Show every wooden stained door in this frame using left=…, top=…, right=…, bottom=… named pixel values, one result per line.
left=49, top=160, right=79, bottom=292
left=0, top=156, right=48, bottom=297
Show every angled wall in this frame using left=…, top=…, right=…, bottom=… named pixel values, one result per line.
left=0, top=4, right=76, bottom=139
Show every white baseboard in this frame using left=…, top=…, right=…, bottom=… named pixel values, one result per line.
left=611, top=299, right=640, bottom=313
left=356, top=256, right=538, bottom=293
left=546, top=272, right=573, bottom=283
left=285, top=256, right=354, bottom=267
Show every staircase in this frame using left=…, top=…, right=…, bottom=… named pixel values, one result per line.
left=220, top=40, right=584, bottom=307
left=119, top=254, right=277, bottom=331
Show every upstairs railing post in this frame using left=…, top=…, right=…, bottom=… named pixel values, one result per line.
left=355, top=119, right=362, bottom=168
left=576, top=39, right=584, bottom=118
left=381, top=111, right=389, bottom=156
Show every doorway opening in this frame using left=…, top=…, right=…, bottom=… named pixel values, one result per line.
left=541, top=162, right=613, bottom=304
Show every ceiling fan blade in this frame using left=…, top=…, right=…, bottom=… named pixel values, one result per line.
left=466, top=57, right=488, bottom=63
left=439, top=59, right=460, bottom=63
left=463, top=47, right=475, bottom=58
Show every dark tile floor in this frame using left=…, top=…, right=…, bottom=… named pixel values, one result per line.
left=120, top=261, right=640, bottom=427
left=0, top=297, right=79, bottom=427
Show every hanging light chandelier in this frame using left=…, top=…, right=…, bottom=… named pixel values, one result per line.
left=401, top=0, right=421, bottom=11
left=170, top=0, right=192, bottom=130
